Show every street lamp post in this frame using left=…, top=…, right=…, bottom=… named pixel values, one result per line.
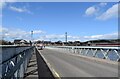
left=65, top=32, right=67, bottom=45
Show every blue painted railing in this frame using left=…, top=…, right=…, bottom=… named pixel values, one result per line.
left=48, top=46, right=120, bottom=61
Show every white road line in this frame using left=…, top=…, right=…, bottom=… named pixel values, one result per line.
left=37, top=49, right=61, bottom=79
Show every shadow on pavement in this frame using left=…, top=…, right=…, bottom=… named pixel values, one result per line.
left=24, top=52, right=38, bottom=79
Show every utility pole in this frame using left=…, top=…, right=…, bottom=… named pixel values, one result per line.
left=65, top=32, right=67, bottom=43
left=31, top=31, right=33, bottom=46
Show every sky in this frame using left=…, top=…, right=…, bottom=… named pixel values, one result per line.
left=0, top=1, right=119, bottom=42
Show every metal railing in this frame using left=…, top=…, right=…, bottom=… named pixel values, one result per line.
left=49, top=46, right=120, bottom=61
left=0, top=46, right=35, bottom=79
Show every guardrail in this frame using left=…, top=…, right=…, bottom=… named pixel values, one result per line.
left=0, top=46, right=35, bottom=79
left=49, top=46, right=120, bottom=61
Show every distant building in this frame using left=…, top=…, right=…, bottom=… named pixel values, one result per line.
left=35, top=40, right=52, bottom=46
left=43, top=41, right=52, bottom=46
left=14, top=39, right=29, bottom=46
left=85, top=39, right=120, bottom=46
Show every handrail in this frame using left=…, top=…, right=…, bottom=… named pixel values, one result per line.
left=49, top=46, right=120, bottom=61
left=2, top=52, right=26, bottom=79
left=1, top=46, right=33, bottom=65
left=1, top=46, right=35, bottom=79
left=51, top=46, right=119, bottom=49
left=0, top=45, right=31, bottom=48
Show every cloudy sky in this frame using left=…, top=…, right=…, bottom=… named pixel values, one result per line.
left=1, top=1, right=119, bottom=42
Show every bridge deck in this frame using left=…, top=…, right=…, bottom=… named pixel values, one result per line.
left=24, top=48, right=118, bottom=78
left=40, top=48, right=118, bottom=77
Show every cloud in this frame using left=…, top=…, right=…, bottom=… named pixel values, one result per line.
left=96, top=3, right=118, bottom=20
left=42, top=34, right=65, bottom=39
left=9, top=6, right=32, bottom=14
left=1, top=27, right=45, bottom=40
left=85, top=6, right=97, bottom=16
left=0, top=1, right=32, bottom=14
left=1, top=0, right=17, bottom=2
left=0, top=1, right=6, bottom=9
left=0, top=27, right=8, bottom=32
left=32, top=30, right=46, bottom=34
left=83, top=32, right=118, bottom=41
left=10, top=6, right=24, bottom=12
left=85, top=2, right=107, bottom=16
left=0, top=27, right=118, bottom=42
left=85, top=2, right=119, bottom=20
left=99, top=2, right=107, bottom=7
left=36, top=34, right=82, bottom=42
left=0, top=0, right=17, bottom=9
left=36, top=32, right=118, bottom=42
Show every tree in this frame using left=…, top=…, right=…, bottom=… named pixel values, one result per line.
left=0, top=40, right=13, bottom=45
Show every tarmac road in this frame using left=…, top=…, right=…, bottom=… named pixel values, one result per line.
left=39, top=48, right=118, bottom=77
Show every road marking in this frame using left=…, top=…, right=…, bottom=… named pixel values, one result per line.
left=52, top=68, right=61, bottom=78
left=37, top=49, right=61, bottom=79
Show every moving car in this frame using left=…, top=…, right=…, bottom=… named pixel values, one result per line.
left=37, top=44, right=43, bottom=50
